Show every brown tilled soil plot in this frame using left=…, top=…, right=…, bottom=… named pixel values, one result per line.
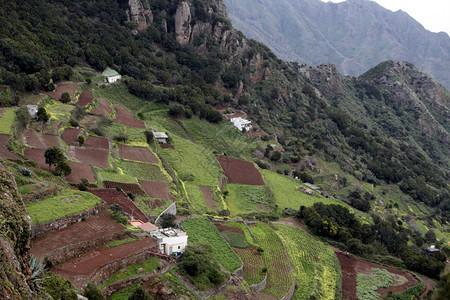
left=41, top=134, right=60, bottom=148
left=216, top=155, right=265, bottom=185
left=160, top=144, right=174, bottom=149
left=65, top=162, right=95, bottom=183
left=139, top=180, right=175, bottom=201
left=30, top=212, right=125, bottom=259
left=76, top=90, right=93, bottom=107
left=43, top=82, right=82, bottom=100
left=0, top=134, right=21, bottom=160
left=22, top=130, right=46, bottom=149
left=52, top=237, right=158, bottom=288
left=336, top=250, right=420, bottom=300
left=91, top=98, right=113, bottom=116
left=215, top=223, right=245, bottom=234
left=84, top=136, right=109, bottom=150
left=89, top=188, right=148, bottom=221
left=68, top=146, right=109, bottom=168
left=23, top=148, right=53, bottom=171
left=113, top=105, right=146, bottom=128
left=118, top=145, right=158, bottom=163
left=61, top=128, right=82, bottom=144
left=200, top=185, right=216, bottom=209
left=103, top=181, right=145, bottom=195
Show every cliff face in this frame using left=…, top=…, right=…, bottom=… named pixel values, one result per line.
left=0, top=162, right=36, bottom=299
left=224, top=0, right=450, bottom=90
left=126, top=0, right=153, bottom=34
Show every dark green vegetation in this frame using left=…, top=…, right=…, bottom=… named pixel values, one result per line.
left=224, top=0, right=450, bottom=89
left=297, top=203, right=447, bottom=279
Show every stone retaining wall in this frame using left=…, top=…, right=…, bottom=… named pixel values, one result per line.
left=281, top=281, right=296, bottom=300
left=155, top=202, right=177, bottom=224
left=22, top=186, right=57, bottom=202
left=249, top=272, right=268, bottom=293
left=31, top=205, right=103, bottom=237
left=89, top=247, right=159, bottom=286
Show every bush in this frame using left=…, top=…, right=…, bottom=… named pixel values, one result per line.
left=78, top=135, right=85, bottom=146
left=60, top=92, right=71, bottom=103
left=17, top=166, right=32, bottom=177
left=78, top=178, right=89, bottom=191
left=168, top=104, right=184, bottom=117
left=83, top=283, right=105, bottom=300
left=114, top=132, right=129, bottom=142
left=158, top=213, right=176, bottom=228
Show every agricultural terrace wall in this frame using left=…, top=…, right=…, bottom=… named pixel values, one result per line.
left=281, top=281, right=296, bottom=300
left=101, top=273, right=157, bottom=298
left=249, top=273, right=267, bottom=293
left=44, top=231, right=129, bottom=263
left=155, top=202, right=176, bottom=224
left=89, top=247, right=159, bottom=286
left=233, top=265, right=243, bottom=277
left=31, top=205, right=103, bottom=237
left=22, top=186, right=57, bottom=202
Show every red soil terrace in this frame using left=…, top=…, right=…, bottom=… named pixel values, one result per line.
left=0, top=134, right=21, bottom=160
left=83, top=136, right=109, bottom=150
left=139, top=180, right=175, bottom=201
left=113, top=105, right=146, bottom=128
left=77, top=90, right=93, bottom=107
left=118, top=145, right=158, bottom=164
left=61, top=128, right=82, bottom=144
left=68, top=146, right=109, bottom=168
left=65, top=162, right=95, bottom=183
left=89, top=188, right=148, bottom=221
left=103, top=181, right=146, bottom=195
left=216, top=155, right=265, bottom=186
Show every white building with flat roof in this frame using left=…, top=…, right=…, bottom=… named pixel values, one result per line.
left=150, top=228, right=188, bottom=256
left=231, top=117, right=252, bottom=131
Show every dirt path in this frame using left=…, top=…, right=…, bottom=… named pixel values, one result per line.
left=417, top=275, right=435, bottom=299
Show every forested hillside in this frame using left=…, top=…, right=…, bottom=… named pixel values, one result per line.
left=0, top=0, right=449, bottom=293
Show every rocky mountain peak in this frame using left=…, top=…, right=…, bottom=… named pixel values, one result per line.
left=126, top=0, right=153, bottom=35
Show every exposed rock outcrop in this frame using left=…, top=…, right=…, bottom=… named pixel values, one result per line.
left=0, top=162, right=40, bottom=298
left=126, top=0, right=153, bottom=34
left=175, top=1, right=192, bottom=45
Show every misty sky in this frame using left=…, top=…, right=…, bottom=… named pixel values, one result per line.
left=322, top=0, right=450, bottom=36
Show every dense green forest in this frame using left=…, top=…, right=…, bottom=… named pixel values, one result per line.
left=0, top=0, right=448, bottom=278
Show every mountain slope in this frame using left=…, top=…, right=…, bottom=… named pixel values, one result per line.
left=224, top=0, right=450, bottom=89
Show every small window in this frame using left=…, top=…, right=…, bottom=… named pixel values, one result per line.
left=178, top=246, right=180, bottom=249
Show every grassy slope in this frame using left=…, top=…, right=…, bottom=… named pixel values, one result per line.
left=0, top=108, right=17, bottom=135
left=181, top=217, right=242, bottom=272
left=225, top=184, right=272, bottom=216
left=262, top=169, right=346, bottom=210
left=25, top=189, right=102, bottom=223
left=275, top=224, right=342, bottom=300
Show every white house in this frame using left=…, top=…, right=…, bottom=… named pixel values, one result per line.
left=27, top=105, right=38, bottom=119
left=102, top=68, right=122, bottom=83
left=153, top=131, right=169, bottom=144
left=150, top=228, right=188, bottom=256
left=231, top=117, right=252, bottom=131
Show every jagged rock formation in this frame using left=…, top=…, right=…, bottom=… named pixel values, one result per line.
left=126, top=0, right=153, bottom=34
left=175, top=1, right=192, bottom=45
left=0, top=162, right=39, bottom=299
left=224, top=0, right=450, bottom=89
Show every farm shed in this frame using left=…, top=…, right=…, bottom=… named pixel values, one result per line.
left=153, top=131, right=169, bottom=144
left=150, top=228, right=188, bottom=256
left=231, top=117, right=252, bottom=131
left=27, top=105, right=38, bottom=119
left=102, top=67, right=122, bottom=83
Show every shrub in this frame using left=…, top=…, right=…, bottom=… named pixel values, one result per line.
left=60, top=92, right=71, bottom=103
left=83, top=283, right=105, bottom=300
left=78, top=178, right=89, bottom=191
left=158, top=213, right=176, bottom=228
left=114, top=132, right=129, bottom=143
left=78, top=135, right=85, bottom=146
left=17, top=166, right=32, bottom=177
left=168, top=104, right=184, bottom=117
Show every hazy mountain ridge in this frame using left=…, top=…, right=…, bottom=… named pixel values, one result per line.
left=224, top=0, right=450, bottom=89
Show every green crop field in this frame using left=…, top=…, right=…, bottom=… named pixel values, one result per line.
left=25, top=189, right=103, bottom=223
left=181, top=117, right=254, bottom=158
left=356, top=268, right=393, bottom=300
left=225, top=184, right=273, bottom=216
left=93, top=84, right=146, bottom=112
left=44, top=100, right=74, bottom=123
left=161, top=135, right=222, bottom=186
left=123, top=126, right=147, bottom=147
left=117, top=160, right=168, bottom=182
left=262, top=170, right=346, bottom=210
left=96, top=169, right=137, bottom=184
left=0, top=108, right=16, bottom=134
left=233, top=247, right=266, bottom=284
left=181, top=217, right=242, bottom=272
left=248, top=222, right=294, bottom=298
left=275, top=224, right=342, bottom=300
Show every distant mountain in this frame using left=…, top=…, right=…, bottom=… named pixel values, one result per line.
left=224, top=0, right=450, bottom=89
